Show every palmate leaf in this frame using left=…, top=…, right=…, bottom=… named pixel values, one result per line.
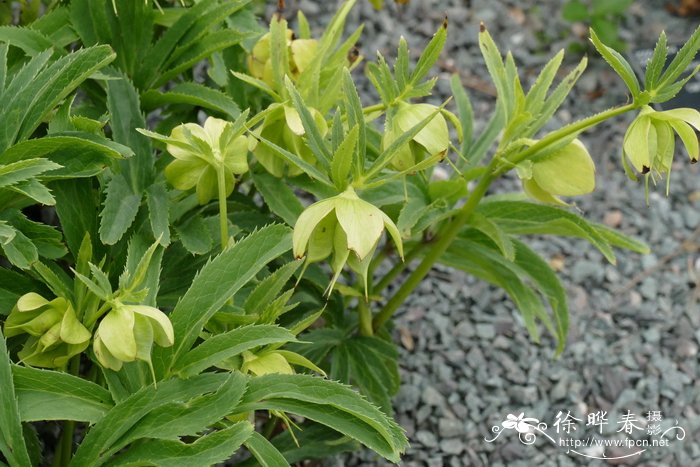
left=0, top=45, right=115, bottom=153
left=476, top=199, right=649, bottom=263
left=233, top=374, right=408, bottom=463
left=589, top=28, right=640, bottom=97
left=71, top=373, right=240, bottom=466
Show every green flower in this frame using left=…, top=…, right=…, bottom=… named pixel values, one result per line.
left=252, top=105, right=328, bottom=177
left=151, top=116, right=249, bottom=204
left=247, top=30, right=318, bottom=88
left=623, top=106, right=700, bottom=193
left=383, top=102, right=449, bottom=171
left=293, top=186, right=403, bottom=295
left=518, top=139, right=596, bottom=205
left=93, top=302, right=174, bottom=373
left=4, top=293, right=90, bottom=369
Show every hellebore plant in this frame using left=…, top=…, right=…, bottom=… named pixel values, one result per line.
left=0, top=0, right=699, bottom=466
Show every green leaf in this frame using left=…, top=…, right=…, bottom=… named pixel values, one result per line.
left=0, top=159, right=61, bottom=189
left=154, top=224, right=292, bottom=378
left=253, top=134, right=334, bottom=187
left=175, top=325, right=297, bottom=378
left=106, top=73, right=153, bottom=194
left=12, top=366, right=113, bottom=423
left=644, top=31, right=667, bottom=90
left=109, top=422, right=253, bottom=467
left=510, top=239, right=569, bottom=355
left=0, top=329, right=32, bottom=467
left=450, top=74, right=474, bottom=151
left=479, top=25, right=511, bottom=118
left=0, top=228, right=37, bottom=269
left=52, top=179, right=99, bottom=259
left=0, top=25, right=54, bottom=55
left=0, top=133, right=131, bottom=178
left=344, top=336, right=399, bottom=413
left=141, top=82, right=240, bottom=119
left=468, top=212, right=515, bottom=261
left=285, top=78, right=332, bottom=170
left=524, top=50, right=564, bottom=118
left=410, top=19, right=447, bottom=85
left=342, top=69, right=366, bottom=172
left=477, top=200, right=619, bottom=263
left=175, top=215, right=213, bottom=255
left=99, top=174, right=142, bottom=245
left=146, top=181, right=171, bottom=246
left=119, top=372, right=247, bottom=443
left=0, top=267, right=39, bottom=316
left=243, top=431, right=289, bottom=467
left=331, top=124, right=358, bottom=190
left=244, top=261, right=301, bottom=315
left=589, top=28, right=640, bottom=96
left=251, top=171, right=303, bottom=226
left=234, top=374, right=407, bottom=463
left=71, top=373, right=233, bottom=466
left=657, top=24, right=700, bottom=90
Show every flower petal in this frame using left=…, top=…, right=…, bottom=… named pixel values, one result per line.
left=17, top=292, right=49, bottom=312
left=532, top=139, right=595, bottom=196
left=292, top=198, right=336, bottom=259
left=165, top=158, right=206, bottom=191
left=60, top=303, right=91, bottom=344
left=98, top=306, right=136, bottom=362
left=335, top=193, right=384, bottom=261
left=130, top=305, right=174, bottom=347
left=669, top=119, right=699, bottom=162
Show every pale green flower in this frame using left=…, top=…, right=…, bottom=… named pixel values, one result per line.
left=519, top=139, right=596, bottom=205
left=4, top=293, right=90, bottom=368
left=293, top=187, right=403, bottom=295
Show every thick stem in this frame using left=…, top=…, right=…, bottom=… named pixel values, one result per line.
left=217, top=167, right=229, bottom=250
left=372, top=168, right=495, bottom=331
left=372, top=103, right=639, bottom=331
left=57, top=356, right=81, bottom=466
left=357, top=298, right=373, bottom=336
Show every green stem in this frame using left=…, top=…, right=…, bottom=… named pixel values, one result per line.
left=357, top=298, right=373, bottom=336
left=372, top=103, right=639, bottom=332
left=372, top=164, right=496, bottom=331
left=217, top=167, right=229, bottom=250
left=57, top=356, right=81, bottom=466
left=373, top=242, right=428, bottom=294
left=498, top=103, right=638, bottom=175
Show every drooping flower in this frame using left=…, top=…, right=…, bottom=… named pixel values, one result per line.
left=623, top=106, right=700, bottom=194
left=383, top=102, right=449, bottom=171
left=93, top=302, right=174, bottom=374
left=293, top=186, right=403, bottom=295
left=4, top=293, right=91, bottom=368
left=519, top=139, right=596, bottom=205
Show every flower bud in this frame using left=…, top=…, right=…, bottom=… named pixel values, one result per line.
left=246, top=30, right=317, bottom=87
left=383, top=102, right=449, bottom=171
left=4, top=293, right=91, bottom=368
left=519, top=139, right=595, bottom=205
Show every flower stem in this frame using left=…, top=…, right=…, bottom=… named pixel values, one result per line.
left=358, top=298, right=373, bottom=336
left=217, top=167, right=229, bottom=250
left=372, top=102, right=639, bottom=332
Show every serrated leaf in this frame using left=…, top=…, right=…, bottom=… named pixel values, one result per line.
left=12, top=366, right=113, bottom=423
left=286, top=77, right=332, bottom=170
left=251, top=171, right=303, bottom=226
left=99, top=174, right=142, bottom=245
left=0, top=159, right=61, bottom=189
left=175, top=325, right=297, bottom=378
left=657, top=24, right=700, bottom=90
left=410, top=19, right=447, bottom=85
left=0, top=25, right=54, bottom=55
left=468, top=212, right=515, bottom=261
left=146, top=181, right=171, bottom=246
left=175, top=215, right=212, bottom=255
left=154, top=224, right=292, bottom=378
left=243, top=431, right=289, bottom=467
left=645, top=31, right=667, bottom=90
left=331, top=124, right=358, bottom=190
left=244, top=261, right=301, bottom=315
left=342, top=69, right=366, bottom=173
left=0, top=329, right=32, bottom=467
left=450, top=74, right=474, bottom=153
left=589, top=28, right=639, bottom=96
left=233, top=374, right=407, bottom=463
left=141, top=82, right=240, bottom=119
left=0, top=228, right=37, bottom=269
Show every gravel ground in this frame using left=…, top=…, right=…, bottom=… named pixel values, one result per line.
left=282, top=1, right=700, bottom=465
